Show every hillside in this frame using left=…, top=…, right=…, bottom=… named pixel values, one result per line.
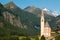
left=0, top=3, right=24, bottom=36
left=55, top=15, right=60, bottom=26
left=0, top=2, right=40, bottom=36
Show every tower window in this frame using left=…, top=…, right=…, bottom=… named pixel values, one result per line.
left=42, top=19, right=43, bottom=22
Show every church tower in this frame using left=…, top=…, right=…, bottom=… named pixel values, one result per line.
left=41, top=9, right=44, bottom=36
left=40, top=8, right=51, bottom=38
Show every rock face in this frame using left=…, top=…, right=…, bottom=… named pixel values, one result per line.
left=3, top=11, right=22, bottom=27
left=4, top=2, right=17, bottom=9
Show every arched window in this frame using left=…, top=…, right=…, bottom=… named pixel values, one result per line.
left=42, top=19, right=43, bottom=22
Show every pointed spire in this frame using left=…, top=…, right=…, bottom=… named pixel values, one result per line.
left=41, top=8, right=44, bottom=16
left=40, top=8, right=44, bottom=36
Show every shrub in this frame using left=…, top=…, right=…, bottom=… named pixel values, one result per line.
left=40, top=35, right=46, bottom=40
left=35, top=36, right=39, bottom=40
left=55, top=35, right=60, bottom=40
left=21, top=37, right=30, bottom=40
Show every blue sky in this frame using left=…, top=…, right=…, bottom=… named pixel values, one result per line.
left=0, top=0, right=60, bottom=14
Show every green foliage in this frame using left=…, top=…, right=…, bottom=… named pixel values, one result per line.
left=35, top=36, right=39, bottom=40
left=40, top=35, right=46, bottom=40
left=21, top=37, right=31, bottom=40
left=55, top=35, right=60, bottom=40
left=0, top=36, right=19, bottom=40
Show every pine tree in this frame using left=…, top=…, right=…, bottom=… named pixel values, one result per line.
left=40, top=35, right=46, bottom=40
left=35, top=36, right=39, bottom=40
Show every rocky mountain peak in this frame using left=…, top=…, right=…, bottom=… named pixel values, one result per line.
left=24, top=6, right=36, bottom=9
left=24, top=6, right=41, bottom=17
left=4, top=2, right=17, bottom=9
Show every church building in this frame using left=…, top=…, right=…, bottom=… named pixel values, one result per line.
left=40, top=9, right=51, bottom=38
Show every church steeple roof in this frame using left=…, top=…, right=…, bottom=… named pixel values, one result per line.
left=44, top=21, right=50, bottom=27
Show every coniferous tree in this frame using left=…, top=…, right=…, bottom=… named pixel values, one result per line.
left=40, top=35, right=46, bottom=40
left=35, top=36, right=39, bottom=40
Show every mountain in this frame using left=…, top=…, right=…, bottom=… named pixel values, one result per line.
left=24, top=6, right=59, bottom=31
left=43, top=8, right=59, bottom=17
left=52, top=11, right=59, bottom=17
left=4, top=2, right=17, bottom=10
left=24, top=7, right=59, bottom=17
left=1, top=2, right=40, bottom=36
left=55, top=15, right=60, bottom=26
left=24, top=6, right=41, bottom=17
left=0, top=3, right=20, bottom=36
left=0, top=2, right=59, bottom=36
left=24, top=6, right=56, bottom=21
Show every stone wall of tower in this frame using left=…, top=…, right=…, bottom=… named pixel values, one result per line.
left=41, top=9, right=44, bottom=36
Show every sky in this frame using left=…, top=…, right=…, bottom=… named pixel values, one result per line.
left=0, top=0, right=60, bottom=15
